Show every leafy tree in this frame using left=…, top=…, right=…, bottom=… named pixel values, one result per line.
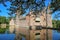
left=56, top=20, right=60, bottom=28
left=0, top=16, right=6, bottom=24
left=50, top=0, right=60, bottom=13
left=0, top=0, right=45, bottom=16
left=0, top=0, right=60, bottom=15
left=52, top=20, right=60, bottom=28
left=9, top=0, right=46, bottom=17
left=0, top=16, right=9, bottom=24
left=50, top=0, right=60, bottom=28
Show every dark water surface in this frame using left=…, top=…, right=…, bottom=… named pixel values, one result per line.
left=0, top=30, right=60, bottom=40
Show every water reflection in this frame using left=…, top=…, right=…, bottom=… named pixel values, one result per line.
left=22, top=36, right=26, bottom=40
left=0, top=29, right=15, bottom=40
left=0, top=30, right=60, bottom=40
left=5, top=29, right=9, bottom=34
left=52, top=30, right=60, bottom=40
left=20, top=30, right=60, bottom=40
left=0, top=34, right=15, bottom=40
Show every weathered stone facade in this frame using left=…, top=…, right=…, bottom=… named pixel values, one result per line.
left=15, top=8, right=52, bottom=40
left=10, top=5, right=53, bottom=40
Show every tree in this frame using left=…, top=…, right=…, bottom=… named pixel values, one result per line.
left=0, top=16, right=9, bottom=24
left=0, top=0, right=45, bottom=16
left=11, top=0, right=45, bottom=16
left=52, top=20, right=60, bottom=28
left=50, top=0, right=60, bottom=13
left=50, top=0, right=60, bottom=28
left=0, top=16, right=6, bottom=24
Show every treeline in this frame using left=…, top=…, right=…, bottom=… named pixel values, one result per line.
left=0, top=16, right=10, bottom=33
left=52, top=20, right=60, bottom=28
left=0, top=16, right=10, bottom=24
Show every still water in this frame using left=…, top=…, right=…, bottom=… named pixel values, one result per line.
left=52, top=30, right=60, bottom=40
left=0, top=30, right=60, bottom=40
left=0, top=34, right=15, bottom=40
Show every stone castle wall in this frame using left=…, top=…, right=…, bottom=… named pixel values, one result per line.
left=15, top=7, right=52, bottom=40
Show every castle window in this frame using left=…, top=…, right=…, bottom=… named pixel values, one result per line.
left=35, top=17, right=40, bottom=22
left=35, top=21, right=40, bottom=22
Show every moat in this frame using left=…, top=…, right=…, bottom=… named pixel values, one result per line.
left=0, top=30, right=60, bottom=40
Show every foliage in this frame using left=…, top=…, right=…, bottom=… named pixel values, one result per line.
left=0, top=16, right=6, bottom=24
left=0, top=28, right=6, bottom=33
left=9, top=0, right=45, bottom=16
left=0, top=16, right=10, bottom=33
left=52, top=20, right=60, bottom=28
left=0, top=16, right=9, bottom=24
left=56, top=20, right=60, bottom=28
left=50, top=0, right=60, bottom=23
left=50, top=0, right=60, bottom=13
left=0, top=0, right=45, bottom=16
left=0, top=0, right=60, bottom=15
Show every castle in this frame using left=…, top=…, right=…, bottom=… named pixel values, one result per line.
left=9, top=7, right=52, bottom=40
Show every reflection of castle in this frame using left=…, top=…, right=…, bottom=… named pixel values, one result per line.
left=9, top=18, right=15, bottom=33
left=9, top=7, right=52, bottom=40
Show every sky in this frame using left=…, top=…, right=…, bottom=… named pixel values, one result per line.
left=0, top=0, right=59, bottom=20
left=0, top=1, right=11, bottom=17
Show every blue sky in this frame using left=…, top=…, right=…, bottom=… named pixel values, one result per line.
left=0, top=1, right=11, bottom=17
left=0, top=0, right=59, bottom=20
